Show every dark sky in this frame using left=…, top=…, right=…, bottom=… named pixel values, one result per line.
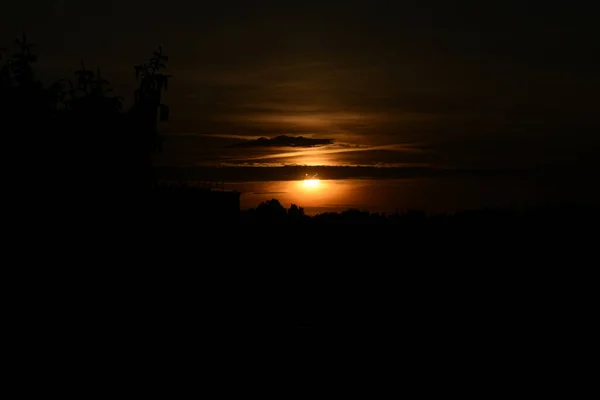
left=2, top=1, right=599, bottom=172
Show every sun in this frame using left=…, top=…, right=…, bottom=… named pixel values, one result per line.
left=303, top=179, right=320, bottom=189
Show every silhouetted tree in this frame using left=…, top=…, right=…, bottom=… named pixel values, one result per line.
left=74, top=61, right=94, bottom=96
left=256, top=199, right=287, bottom=223
left=45, top=79, right=66, bottom=110
left=0, top=33, right=42, bottom=96
left=288, top=204, right=307, bottom=223
left=8, top=33, right=37, bottom=87
left=0, top=33, right=183, bottom=224
left=0, top=33, right=49, bottom=165
left=111, top=46, right=173, bottom=192
left=65, top=62, right=122, bottom=118
left=131, top=46, right=171, bottom=155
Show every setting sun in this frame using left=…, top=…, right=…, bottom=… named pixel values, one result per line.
left=303, top=179, right=320, bottom=189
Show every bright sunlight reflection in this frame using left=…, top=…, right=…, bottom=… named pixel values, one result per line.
left=302, top=179, right=320, bottom=189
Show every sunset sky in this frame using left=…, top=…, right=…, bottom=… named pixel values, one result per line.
left=2, top=1, right=599, bottom=186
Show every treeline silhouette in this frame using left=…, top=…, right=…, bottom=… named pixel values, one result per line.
left=1, top=33, right=169, bottom=222
left=241, top=198, right=600, bottom=227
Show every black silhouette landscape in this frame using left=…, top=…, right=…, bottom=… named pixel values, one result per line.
left=2, top=5, right=598, bottom=384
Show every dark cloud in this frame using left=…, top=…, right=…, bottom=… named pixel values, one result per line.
left=230, top=135, right=334, bottom=148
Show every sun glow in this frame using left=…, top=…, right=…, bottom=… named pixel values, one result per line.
left=303, top=179, right=320, bottom=189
